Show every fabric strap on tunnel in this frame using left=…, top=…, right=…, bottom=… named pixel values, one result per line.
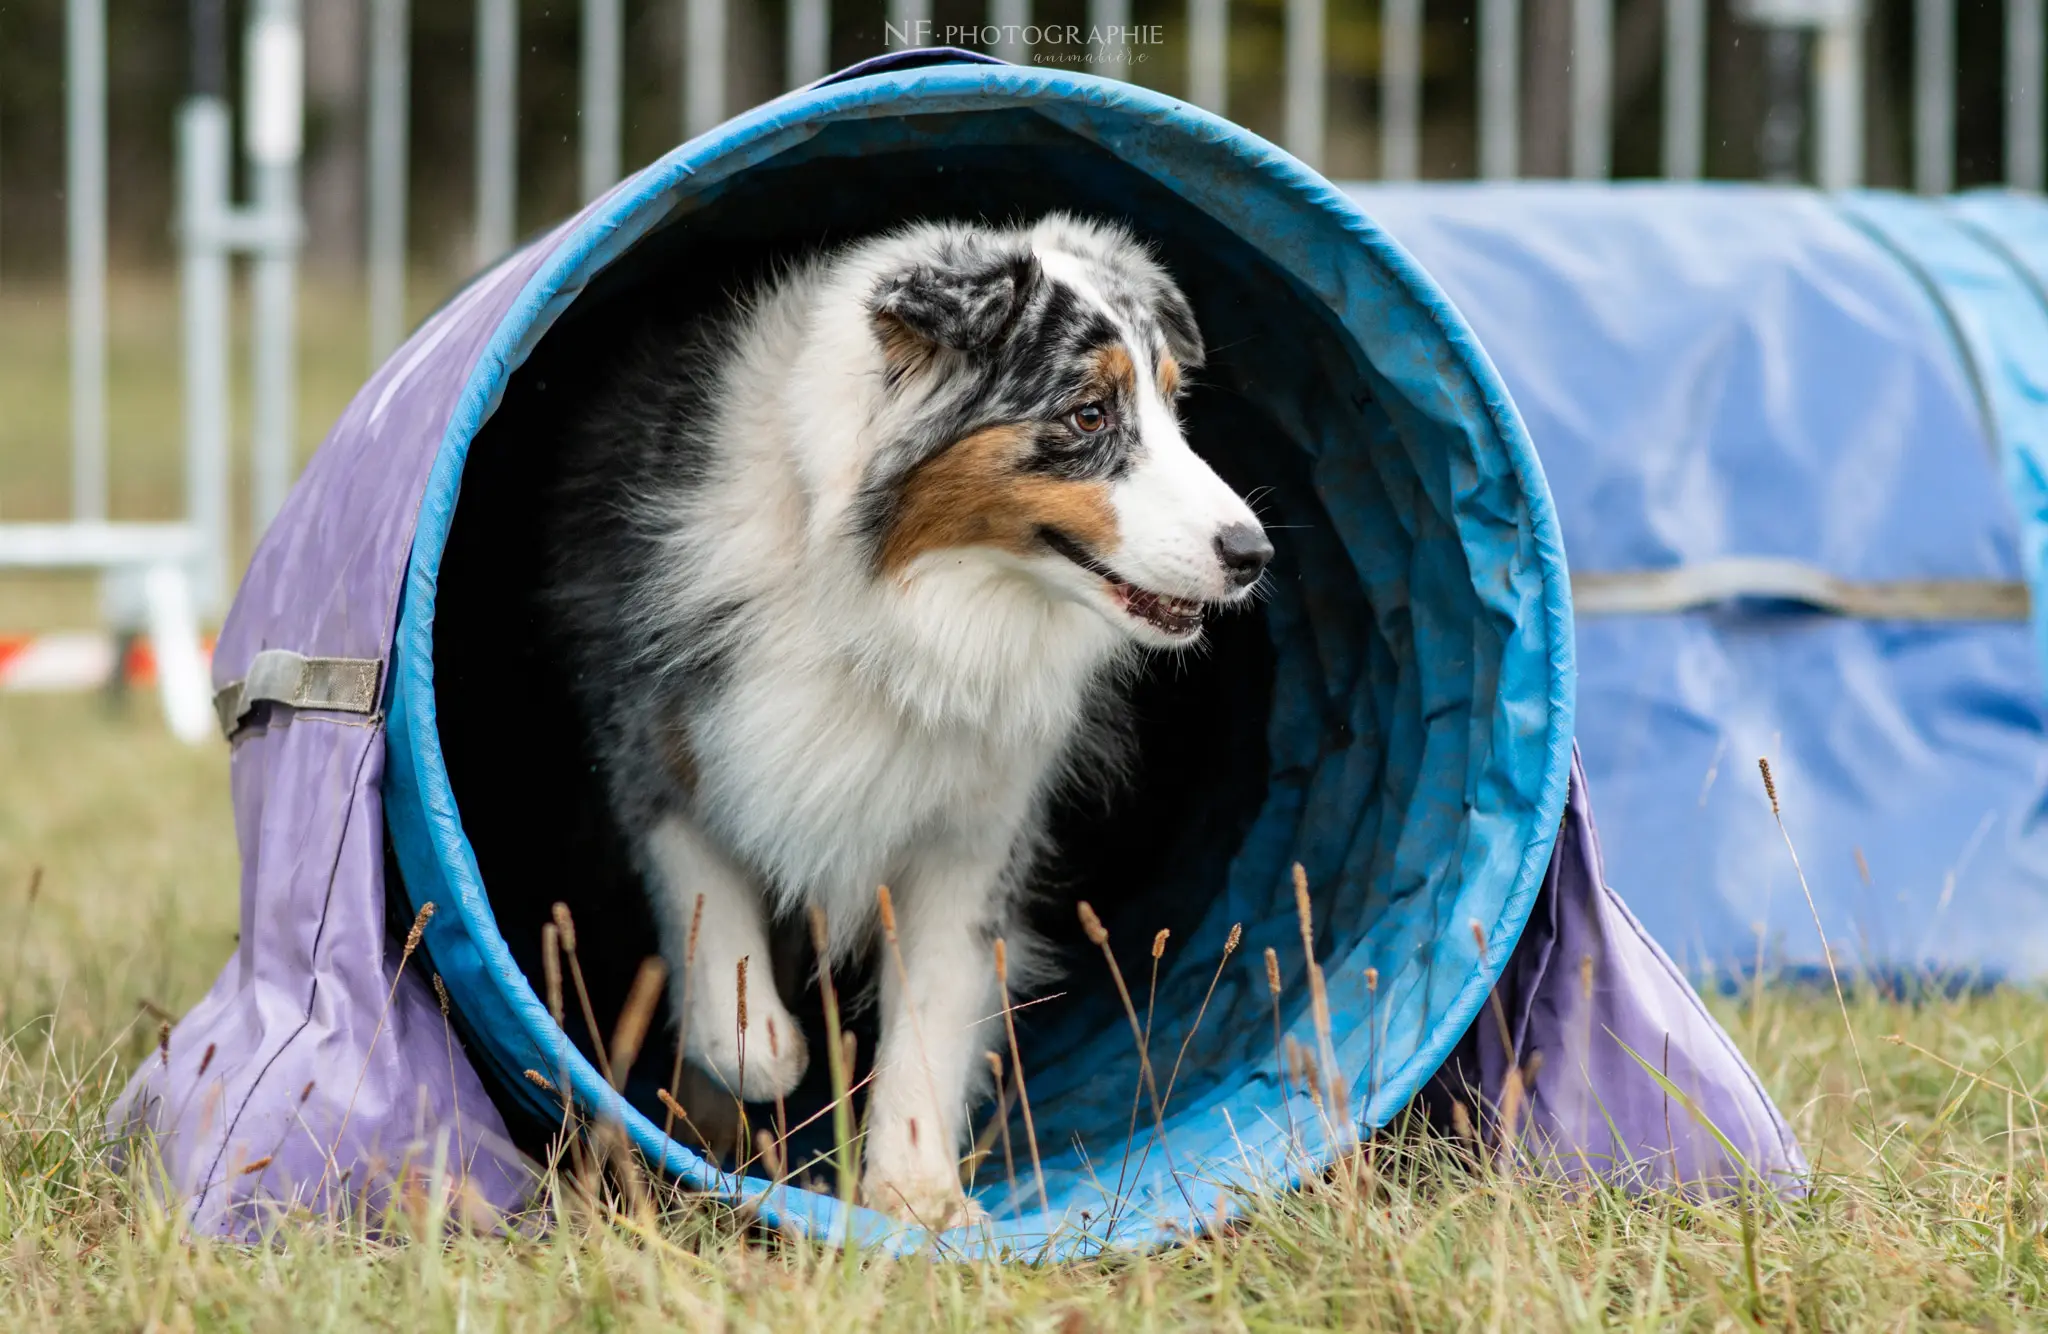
left=213, top=651, right=384, bottom=740
left=1572, top=557, right=2031, bottom=621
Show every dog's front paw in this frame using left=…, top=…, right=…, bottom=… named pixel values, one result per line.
left=689, top=1000, right=809, bottom=1101
left=860, top=1173, right=989, bottom=1231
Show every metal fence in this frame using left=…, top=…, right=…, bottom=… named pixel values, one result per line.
left=21, top=0, right=2045, bottom=738
left=368, top=0, right=2035, bottom=362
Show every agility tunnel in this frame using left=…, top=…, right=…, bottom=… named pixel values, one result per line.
left=1353, top=184, right=2048, bottom=981
left=114, top=52, right=1801, bottom=1254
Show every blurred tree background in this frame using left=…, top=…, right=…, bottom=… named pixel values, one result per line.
left=0, top=0, right=2010, bottom=284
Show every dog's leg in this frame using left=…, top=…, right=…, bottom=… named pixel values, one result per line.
left=644, top=813, right=809, bottom=1101
left=859, top=848, right=1008, bottom=1229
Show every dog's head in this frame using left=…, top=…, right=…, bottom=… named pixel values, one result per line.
left=839, top=215, right=1270, bottom=650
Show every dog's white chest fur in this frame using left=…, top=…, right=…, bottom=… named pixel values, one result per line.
left=689, top=556, right=1122, bottom=925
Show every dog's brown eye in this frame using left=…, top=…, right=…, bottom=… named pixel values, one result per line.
left=1070, top=403, right=1108, bottom=434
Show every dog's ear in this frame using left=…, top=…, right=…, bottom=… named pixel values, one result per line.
left=870, top=244, right=1042, bottom=381
left=1153, top=283, right=1205, bottom=372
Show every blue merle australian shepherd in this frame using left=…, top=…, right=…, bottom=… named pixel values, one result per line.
left=542, top=214, right=1271, bottom=1227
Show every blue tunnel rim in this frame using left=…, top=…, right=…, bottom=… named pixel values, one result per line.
left=382, top=60, right=1578, bottom=1258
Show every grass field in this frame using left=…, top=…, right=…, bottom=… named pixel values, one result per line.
left=6, top=275, right=2048, bottom=1330
left=5, top=689, right=2048, bottom=1331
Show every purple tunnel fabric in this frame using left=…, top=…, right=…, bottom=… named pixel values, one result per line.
left=1426, top=753, right=1807, bottom=1191
left=106, top=236, right=571, bottom=1234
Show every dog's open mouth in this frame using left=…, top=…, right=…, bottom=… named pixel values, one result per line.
left=1042, top=530, right=1205, bottom=638
left=1111, top=582, right=1204, bottom=636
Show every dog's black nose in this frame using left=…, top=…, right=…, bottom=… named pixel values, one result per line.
left=1215, top=523, right=1274, bottom=588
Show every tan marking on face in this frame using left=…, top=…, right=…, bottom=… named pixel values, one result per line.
left=880, top=423, right=1120, bottom=575
left=1087, top=344, right=1138, bottom=404
left=1158, top=353, right=1180, bottom=398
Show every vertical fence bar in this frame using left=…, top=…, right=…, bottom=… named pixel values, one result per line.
left=2011, top=0, right=2044, bottom=188
left=181, top=0, right=232, bottom=613
left=581, top=0, right=622, bottom=201
left=1381, top=0, right=1422, bottom=179
left=1759, top=27, right=1805, bottom=179
left=1479, top=0, right=1519, bottom=178
left=1189, top=0, right=1228, bottom=112
left=475, top=0, right=518, bottom=264
left=1571, top=0, right=1612, bottom=177
left=1915, top=0, right=1954, bottom=192
left=1814, top=6, right=1865, bottom=187
left=66, top=0, right=106, bottom=522
left=1091, top=0, right=1132, bottom=71
left=367, top=0, right=410, bottom=364
left=991, top=0, right=1030, bottom=60
left=889, top=0, right=932, bottom=46
left=685, top=0, right=727, bottom=136
left=1662, top=0, right=1705, bottom=178
left=787, top=0, right=830, bottom=86
left=247, top=0, right=302, bottom=537
left=1286, top=0, right=1327, bottom=167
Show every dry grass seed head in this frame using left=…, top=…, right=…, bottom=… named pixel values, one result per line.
left=403, top=902, right=435, bottom=956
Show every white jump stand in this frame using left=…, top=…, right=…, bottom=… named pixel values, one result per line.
left=0, top=522, right=215, bottom=744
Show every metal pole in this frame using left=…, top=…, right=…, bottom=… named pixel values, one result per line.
left=581, top=0, right=622, bottom=201
left=1285, top=0, right=1326, bottom=168
left=475, top=0, right=517, bottom=265
left=1381, top=0, right=1422, bottom=179
left=1759, top=27, right=1806, bottom=179
left=1915, top=0, right=1954, bottom=192
left=685, top=0, right=727, bottom=136
left=889, top=0, right=931, bottom=47
left=787, top=0, right=830, bottom=87
left=1189, top=0, right=1228, bottom=112
left=1662, top=0, right=1705, bottom=178
left=1479, top=0, right=1520, bottom=178
left=1571, top=0, right=1612, bottom=178
left=2011, top=0, right=2044, bottom=189
left=367, top=0, right=410, bottom=363
left=247, top=0, right=303, bottom=538
left=1091, top=0, right=1131, bottom=70
left=182, top=0, right=231, bottom=613
left=1813, top=6, right=1864, bottom=187
left=991, top=0, right=1029, bottom=60
left=66, top=0, right=106, bottom=523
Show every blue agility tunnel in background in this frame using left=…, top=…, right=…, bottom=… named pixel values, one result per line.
left=1354, top=184, right=2048, bottom=981
left=116, top=54, right=1805, bottom=1254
